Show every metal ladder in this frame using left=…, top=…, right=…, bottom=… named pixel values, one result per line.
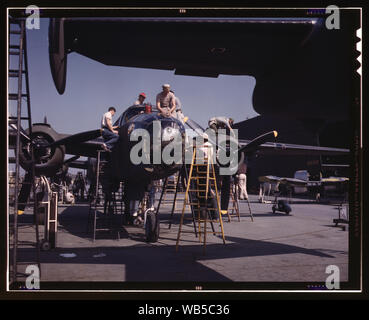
left=87, top=151, right=123, bottom=241
left=167, top=164, right=196, bottom=235
left=8, top=17, right=41, bottom=286
left=159, top=174, right=179, bottom=208
left=176, top=144, right=226, bottom=254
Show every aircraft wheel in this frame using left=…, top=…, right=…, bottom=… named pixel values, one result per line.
left=40, top=239, right=50, bottom=251
left=145, top=211, right=160, bottom=243
left=284, top=204, right=292, bottom=215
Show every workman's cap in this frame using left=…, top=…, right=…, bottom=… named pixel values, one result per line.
left=139, top=92, right=146, bottom=98
left=162, top=84, right=171, bottom=88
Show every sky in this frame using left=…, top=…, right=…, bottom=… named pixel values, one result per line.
left=9, top=18, right=258, bottom=135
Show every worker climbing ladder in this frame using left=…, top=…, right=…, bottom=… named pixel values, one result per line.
left=176, top=144, right=226, bottom=253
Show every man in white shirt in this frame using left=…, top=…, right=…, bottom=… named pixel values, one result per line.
left=156, top=84, right=176, bottom=117
left=101, top=107, right=119, bottom=152
left=134, top=92, right=146, bottom=105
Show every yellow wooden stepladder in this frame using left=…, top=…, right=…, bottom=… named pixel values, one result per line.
left=176, top=144, right=226, bottom=253
left=226, top=181, right=241, bottom=222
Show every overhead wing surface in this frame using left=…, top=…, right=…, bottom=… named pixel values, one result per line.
left=49, top=17, right=317, bottom=94
left=238, top=139, right=350, bottom=156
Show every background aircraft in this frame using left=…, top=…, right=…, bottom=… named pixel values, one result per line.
left=258, top=174, right=349, bottom=202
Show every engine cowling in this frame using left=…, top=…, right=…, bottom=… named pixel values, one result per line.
left=19, top=124, right=65, bottom=177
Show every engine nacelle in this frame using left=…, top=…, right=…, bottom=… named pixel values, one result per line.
left=19, top=124, right=65, bottom=177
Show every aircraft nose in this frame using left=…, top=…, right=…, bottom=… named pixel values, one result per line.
left=161, top=126, right=181, bottom=142
left=160, top=119, right=183, bottom=144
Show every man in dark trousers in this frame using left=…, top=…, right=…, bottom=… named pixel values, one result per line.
left=208, top=116, right=235, bottom=213
left=101, top=107, right=119, bottom=152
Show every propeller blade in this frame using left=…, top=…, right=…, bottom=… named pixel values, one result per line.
left=17, top=172, right=33, bottom=214
left=64, top=155, right=80, bottom=165
left=184, top=118, right=206, bottom=136
left=49, top=129, right=102, bottom=147
left=9, top=123, right=31, bottom=142
left=237, top=131, right=278, bottom=156
left=184, top=118, right=227, bottom=152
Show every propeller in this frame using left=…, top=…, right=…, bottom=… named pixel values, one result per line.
left=237, top=131, right=278, bottom=156
left=10, top=124, right=101, bottom=215
left=184, top=117, right=277, bottom=161
left=184, top=117, right=278, bottom=211
left=16, top=172, right=32, bottom=214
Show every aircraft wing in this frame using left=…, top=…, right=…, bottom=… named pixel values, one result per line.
left=63, top=137, right=104, bottom=158
left=258, top=175, right=283, bottom=183
left=258, top=175, right=308, bottom=187
left=258, top=175, right=349, bottom=188
left=238, top=139, right=350, bottom=156
left=65, top=159, right=90, bottom=170
left=43, top=14, right=357, bottom=124
left=321, top=177, right=349, bottom=185
left=48, top=17, right=318, bottom=94
left=48, top=129, right=104, bottom=158
left=282, top=177, right=310, bottom=187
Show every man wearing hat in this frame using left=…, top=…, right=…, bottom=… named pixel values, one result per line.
left=134, top=92, right=146, bottom=105
left=156, top=84, right=176, bottom=117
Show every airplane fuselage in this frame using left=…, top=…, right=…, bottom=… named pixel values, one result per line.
left=109, top=108, right=186, bottom=184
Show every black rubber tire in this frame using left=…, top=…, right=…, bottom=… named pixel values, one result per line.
left=145, top=211, right=160, bottom=243
left=284, top=203, right=292, bottom=214
left=40, top=239, right=50, bottom=251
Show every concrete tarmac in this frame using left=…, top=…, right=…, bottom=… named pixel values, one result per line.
left=10, top=194, right=348, bottom=290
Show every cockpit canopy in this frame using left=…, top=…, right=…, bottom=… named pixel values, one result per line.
left=114, top=104, right=159, bottom=127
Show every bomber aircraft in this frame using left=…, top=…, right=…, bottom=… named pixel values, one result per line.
left=8, top=15, right=351, bottom=242
left=9, top=103, right=349, bottom=242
